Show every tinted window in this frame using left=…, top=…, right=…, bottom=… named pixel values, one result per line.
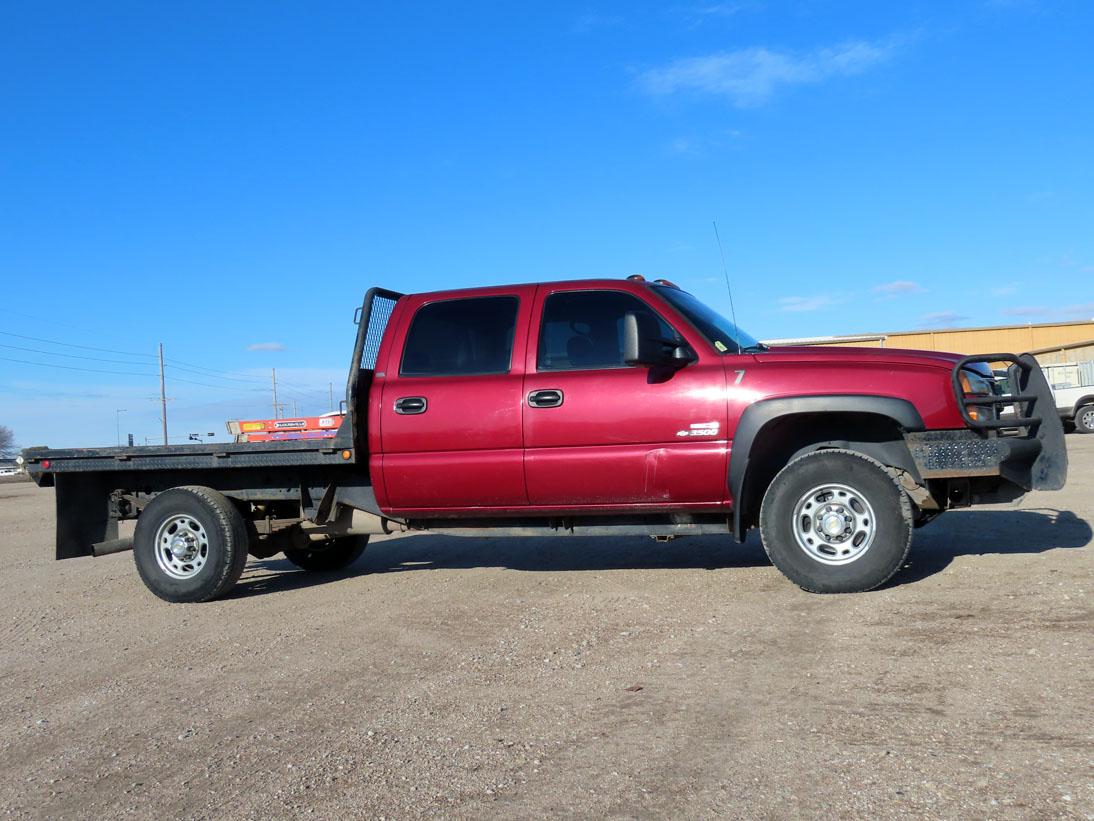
left=537, top=290, right=679, bottom=371
left=651, top=285, right=762, bottom=354
left=401, top=296, right=518, bottom=376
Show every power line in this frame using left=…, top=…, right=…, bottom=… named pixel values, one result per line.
left=0, top=341, right=156, bottom=366
left=168, top=374, right=266, bottom=391
left=0, top=354, right=158, bottom=377
left=2, top=329, right=335, bottom=408
left=165, top=358, right=332, bottom=395
left=0, top=329, right=156, bottom=358
left=165, top=363, right=270, bottom=386
left=165, top=357, right=271, bottom=383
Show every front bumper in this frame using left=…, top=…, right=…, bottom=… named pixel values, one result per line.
left=905, top=353, right=1068, bottom=493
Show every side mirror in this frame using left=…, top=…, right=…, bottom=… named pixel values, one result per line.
left=623, top=312, right=695, bottom=368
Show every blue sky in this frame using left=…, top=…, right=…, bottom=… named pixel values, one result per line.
left=2, top=0, right=1092, bottom=448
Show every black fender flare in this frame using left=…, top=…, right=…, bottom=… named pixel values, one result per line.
left=729, top=395, right=925, bottom=541
left=1071, top=395, right=1094, bottom=417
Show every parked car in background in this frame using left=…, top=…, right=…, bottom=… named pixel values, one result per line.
left=1042, top=361, right=1094, bottom=433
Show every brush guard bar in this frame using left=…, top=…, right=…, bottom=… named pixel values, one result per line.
left=929, top=352, right=1068, bottom=491
left=952, top=353, right=1046, bottom=430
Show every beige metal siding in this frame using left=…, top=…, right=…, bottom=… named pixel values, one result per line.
left=812, top=321, right=1094, bottom=357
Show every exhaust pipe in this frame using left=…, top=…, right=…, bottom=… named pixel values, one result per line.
left=92, top=537, right=134, bottom=557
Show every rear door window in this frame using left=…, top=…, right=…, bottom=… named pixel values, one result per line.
left=400, top=296, right=519, bottom=377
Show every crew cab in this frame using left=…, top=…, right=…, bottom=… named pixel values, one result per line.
left=21, top=277, right=1068, bottom=601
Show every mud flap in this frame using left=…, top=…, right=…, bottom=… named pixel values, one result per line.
left=54, top=473, right=118, bottom=559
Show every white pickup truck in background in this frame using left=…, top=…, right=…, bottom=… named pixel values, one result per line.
left=1043, top=361, right=1094, bottom=433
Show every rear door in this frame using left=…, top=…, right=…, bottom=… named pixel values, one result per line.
left=379, top=287, right=534, bottom=510
left=522, top=286, right=730, bottom=508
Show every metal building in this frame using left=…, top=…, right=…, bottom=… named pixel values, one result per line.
left=763, top=319, right=1094, bottom=364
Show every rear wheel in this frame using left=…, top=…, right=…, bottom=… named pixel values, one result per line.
left=133, top=486, right=250, bottom=603
left=284, top=536, right=369, bottom=572
left=1074, top=405, right=1094, bottom=434
left=759, top=450, right=913, bottom=593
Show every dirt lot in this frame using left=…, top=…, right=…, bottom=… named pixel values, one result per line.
left=0, top=441, right=1091, bottom=820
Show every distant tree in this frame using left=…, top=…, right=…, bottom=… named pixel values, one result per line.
left=0, top=425, right=16, bottom=459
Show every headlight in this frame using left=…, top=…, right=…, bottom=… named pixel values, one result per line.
left=960, top=370, right=995, bottom=421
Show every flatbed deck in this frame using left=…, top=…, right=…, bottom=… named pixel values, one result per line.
left=21, top=439, right=354, bottom=477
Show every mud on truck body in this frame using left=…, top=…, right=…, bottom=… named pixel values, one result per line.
left=22, top=277, right=1067, bottom=601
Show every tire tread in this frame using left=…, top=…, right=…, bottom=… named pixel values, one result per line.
left=759, top=448, right=913, bottom=593
left=133, top=485, right=250, bottom=603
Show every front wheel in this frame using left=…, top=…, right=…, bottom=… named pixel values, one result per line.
left=759, top=450, right=913, bottom=593
left=1074, top=405, right=1094, bottom=434
left=284, top=536, right=369, bottom=572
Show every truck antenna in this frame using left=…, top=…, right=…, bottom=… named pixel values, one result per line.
left=712, top=220, right=742, bottom=354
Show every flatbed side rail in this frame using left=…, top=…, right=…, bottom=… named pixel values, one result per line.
left=21, top=439, right=352, bottom=476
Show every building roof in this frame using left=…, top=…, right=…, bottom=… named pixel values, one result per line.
left=761, top=334, right=887, bottom=346
left=763, top=319, right=1094, bottom=348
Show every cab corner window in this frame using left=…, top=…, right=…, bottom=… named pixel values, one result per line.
left=400, top=296, right=518, bottom=377
left=537, top=290, right=678, bottom=371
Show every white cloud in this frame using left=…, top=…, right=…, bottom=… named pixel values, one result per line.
left=1002, top=306, right=1050, bottom=318
left=246, top=342, right=285, bottom=352
left=691, top=2, right=753, bottom=18
left=572, top=12, right=623, bottom=34
left=920, top=311, right=968, bottom=327
left=871, top=279, right=927, bottom=299
left=669, top=136, right=698, bottom=155
left=666, top=129, right=744, bottom=156
left=1067, top=303, right=1094, bottom=318
left=779, top=295, right=836, bottom=312
left=640, top=38, right=897, bottom=106
left=1002, top=303, right=1094, bottom=321
left=989, top=282, right=1019, bottom=297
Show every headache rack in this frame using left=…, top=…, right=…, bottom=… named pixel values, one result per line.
left=951, top=353, right=1050, bottom=431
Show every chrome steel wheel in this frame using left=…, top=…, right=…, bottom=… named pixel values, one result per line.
left=791, top=483, right=876, bottom=566
left=154, top=514, right=209, bottom=579
left=1080, top=407, right=1094, bottom=430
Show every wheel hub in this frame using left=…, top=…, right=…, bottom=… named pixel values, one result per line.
left=819, top=508, right=851, bottom=539
left=154, top=515, right=209, bottom=579
left=169, top=532, right=198, bottom=560
left=792, top=483, right=877, bottom=565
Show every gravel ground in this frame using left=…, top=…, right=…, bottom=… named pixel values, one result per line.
left=0, top=439, right=1091, bottom=819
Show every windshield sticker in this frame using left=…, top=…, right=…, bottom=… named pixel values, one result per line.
left=714, top=340, right=728, bottom=352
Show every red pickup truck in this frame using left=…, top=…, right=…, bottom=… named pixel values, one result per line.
left=22, top=277, right=1068, bottom=602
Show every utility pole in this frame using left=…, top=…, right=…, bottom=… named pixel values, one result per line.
left=115, top=409, right=127, bottom=446
left=291, top=400, right=299, bottom=417
left=158, top=343, right=168, bottom=445
left=329, top=382, right=334, bottom=413
left=272, top=368, right=279, bottom=419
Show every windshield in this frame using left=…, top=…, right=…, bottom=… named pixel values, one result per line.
left=651, top=285, right=764, bottom=354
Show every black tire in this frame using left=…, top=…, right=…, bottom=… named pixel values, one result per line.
left=759, top=450, right=913, bottom=594
left=133, top=486, right=250, bottom=603
left=284, top=536, right=369, bottom=572
left=1074, top=405, right=1094, bottom=434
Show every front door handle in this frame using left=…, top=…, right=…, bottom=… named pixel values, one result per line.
left=527, top=389, right=564, bottom=409
left=394, top=396, right=428, bottom=415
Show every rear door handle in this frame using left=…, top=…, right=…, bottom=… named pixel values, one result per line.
left=394, top=396, right=428, bottom=415
left=527, top=389, right=564, bottom=408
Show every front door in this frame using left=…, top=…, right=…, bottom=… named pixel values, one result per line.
left=379, top=288, right=534, bottom=511
left=522, top=286, right=730, bottom=508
